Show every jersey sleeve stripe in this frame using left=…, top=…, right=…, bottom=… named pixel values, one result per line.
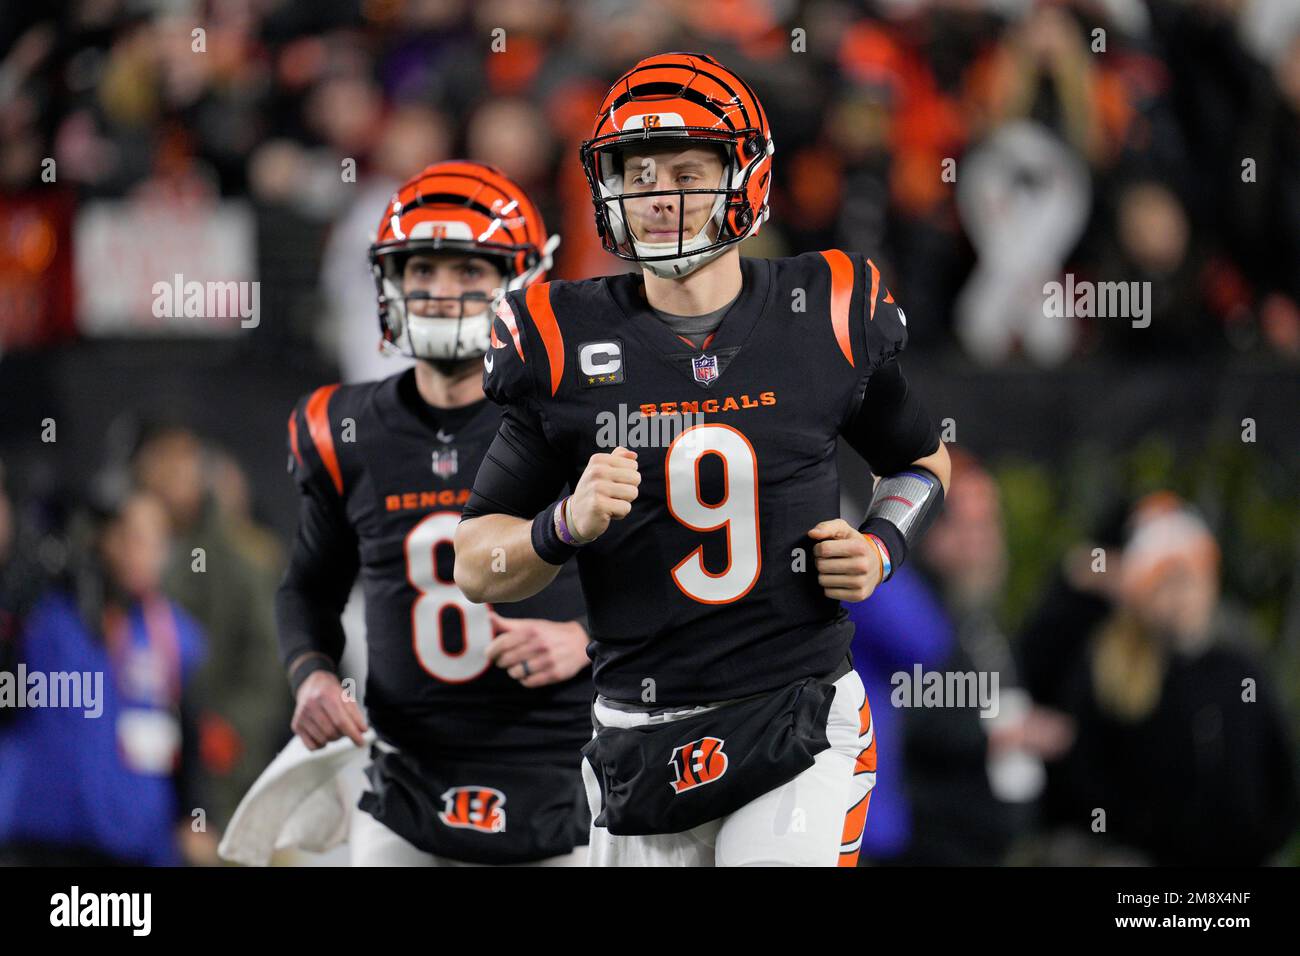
left=305, top=383, right=344, bottom=495
left=495, top=300, right=526, bottom=361
left=525, top=282, right=565, bottom=396
left=819, top=249, right=855, bottom=368
left=287, top=409, right=304, bottom=468
left=867, top=258, right=881, bottom=321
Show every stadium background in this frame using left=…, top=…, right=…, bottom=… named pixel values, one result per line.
left=0, top=0, right=1298, bottom=865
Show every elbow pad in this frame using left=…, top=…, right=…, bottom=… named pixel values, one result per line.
left=858, top=465, right=945, bottom=578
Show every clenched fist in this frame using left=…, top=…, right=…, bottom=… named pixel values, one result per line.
left=808, top=518, right=884, bottom=603
left=567, top=446, right=640, bottom=542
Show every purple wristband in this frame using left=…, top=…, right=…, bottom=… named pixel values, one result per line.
left=554, top=495, right=582, bottom=546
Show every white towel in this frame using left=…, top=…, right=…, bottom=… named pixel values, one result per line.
left=218, top=731, right=375, bottom=866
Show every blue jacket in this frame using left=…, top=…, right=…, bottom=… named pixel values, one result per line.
left=0, top=589, right=205, bottom=865
left=845, top=566, right=952, bottom=859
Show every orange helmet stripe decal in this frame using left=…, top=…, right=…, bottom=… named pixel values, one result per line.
left=525, top=283, right=565, bottom=396
left=305, top=384, right=343, bottom=495
left=820, top=249, right=855, bottom=368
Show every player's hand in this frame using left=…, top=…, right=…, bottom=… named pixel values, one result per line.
left=291, top=669, right=368, bottom=750
left=176, top=822, right=221, bottom=866
left=808, top=518, right=884, bottom=603
left=988, top=705, right=1076, bottom=761
left=567, top=447, right=640, bottom=542
left=486, top=611, right=590, bottom=687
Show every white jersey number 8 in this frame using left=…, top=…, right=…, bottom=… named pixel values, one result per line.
left=404, top=511, right=491, bottom=682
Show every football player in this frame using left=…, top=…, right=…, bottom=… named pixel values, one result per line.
left=276, top=161, right=592, bottom=866
left=454, top=53, right=952, bottom=866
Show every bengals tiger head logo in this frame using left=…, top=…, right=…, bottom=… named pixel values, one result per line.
left=438, top=786, right=507, bottom=833
left=668, top=736, right=729, bottom=794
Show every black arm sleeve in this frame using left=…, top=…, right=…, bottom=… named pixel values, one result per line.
left=462, top=403, right=571, bottom=521
left=274, top=485, right=360, bottom=680
left=840, top=359, right=940, bottom=477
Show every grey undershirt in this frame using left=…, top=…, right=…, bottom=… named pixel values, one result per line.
left=649, top=291, right=740, bottom=348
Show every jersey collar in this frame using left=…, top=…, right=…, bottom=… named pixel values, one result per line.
left=603, top=256, right=772, bottom=360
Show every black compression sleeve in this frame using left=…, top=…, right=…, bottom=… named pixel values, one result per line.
left=274, top=486, right=360, bottom=683
left=462, top=403, right=570, bottom=521
left=840, top=359, right=940, bottom=477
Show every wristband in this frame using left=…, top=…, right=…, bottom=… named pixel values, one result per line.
left=864, top=532, right=893, bottom=582
left=860, top=515, right=907, bottom=575
left=554, top=495, right=588, bottom=546
left=532, top=500, right=581, bottom=565
left=287, top=651, right=337, bottom=698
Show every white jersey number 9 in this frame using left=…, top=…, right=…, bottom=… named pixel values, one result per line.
left=665, top=424, right=762, bottom=604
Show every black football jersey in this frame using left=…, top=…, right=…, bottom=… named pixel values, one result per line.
left=287, top=369, right=591, bottom=764
left=482, top=251, right=909, bottom=705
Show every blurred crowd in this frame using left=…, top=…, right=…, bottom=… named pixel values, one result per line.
left=0, top=430, right=288, bottom=865
left=0, top=0, right=1298, bottom=866
left=846, top=450, right=1299, bottom=866
left=2, top=0, right=1299, bottom=369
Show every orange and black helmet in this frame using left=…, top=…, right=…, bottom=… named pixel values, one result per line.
left=579, top=52, right=775, bottom=277
left=368, top=161, right=557, bottom=360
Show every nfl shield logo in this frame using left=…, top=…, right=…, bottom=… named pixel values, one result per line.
left=431, top=448, right=458, bottom=478
left=691, top=353, right=719, bottom=385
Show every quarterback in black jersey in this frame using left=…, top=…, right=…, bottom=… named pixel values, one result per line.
left=275, top=162, right=592, bottom=866
left=455, top=54, right=951, bottom=866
